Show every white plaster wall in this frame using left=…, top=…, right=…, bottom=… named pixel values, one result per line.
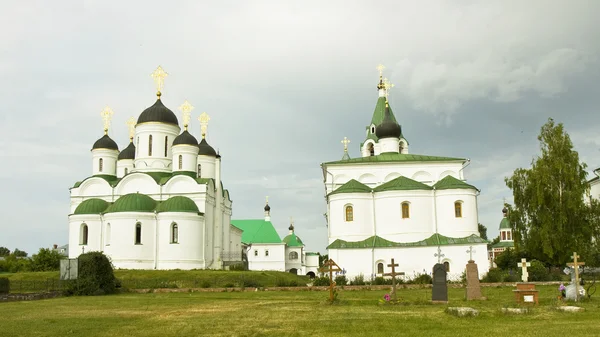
left=305, top=255, right=320, bottom=276
left=76, top=178, right=113, bottom=199
left=374, top=190, right=435, bottom=242
left=379, top=137, right=400, bottom=154
left=117, top=159, right=134, bottom=178
left=156, top=213, right=205, bottom=269
left=68, top=215, right=102, bottom=258
left=134, top=122, right=180, bottom=172
left=114, top=173, right=161, bottom=196
left=229, top=226, right=242, bottom=258
left=328, top=194, right=374, bottom=243
left=163, top=175, right=204, bottom=195
left=285, top=246, right=303, bottom=273
left=326, top=161, right=466, bottom=193
left=197, top=156, right=216, bottom=179
left=247, top=244, right=286, bottom=271
left=103, top=212, right=156, bottom=269
left=92, top=149, right=118, bottom=176
left=589, top=179, right=600, bottom=201
left=435, top=189, right=479, bottom=237
left=172, top=144, right=199, bottom=173
left=329, top=243, right=489, bottom=281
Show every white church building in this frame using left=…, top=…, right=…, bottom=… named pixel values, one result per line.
left=321, top=67, right=489, bottom=281
left=67, top=66, right=242, bottom=270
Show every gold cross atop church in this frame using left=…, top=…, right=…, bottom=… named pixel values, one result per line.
left=341, top=137, right=350, bottom=151
left=198, top=112, right=210, bottom=139
left=151, top=66, right=168, bottom=98
left=126, top=117, right=136, bottom=141
left=179, top=100, right=194, bottom=131
left=376, top=64, right=385, bottom=77
left=100, top=106, right=114, bottom=135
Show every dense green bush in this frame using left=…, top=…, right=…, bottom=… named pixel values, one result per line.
left=350, top=274, right=366, bottom=285
left=228, top=264, right=246, bottom=271
left=524, top=260, right=550, bottom=281
left=411, top=273, right=432, bottom=284
left=373, top=277, right=392, bottom=285
left=312, top=276, right=330, bottom=286
left=64, top=252, right=118, bottom=296
left=0, top=277, right=9, bottom=294
left=334, top=275, right=347, bottom=286
left=30, top=248, right=63, bottom=271
left=481, top=268, right=504, bottom=283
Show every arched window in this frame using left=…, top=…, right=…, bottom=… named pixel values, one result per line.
left=399, top=141, right=405, bottom=153
left=444, top=261, right=450, bottom=272
left=345, top=205, right=354, bottom=222
left=148, top=135, right=153, bottom=156
left=106, top=223, right=111, bottom=245
left=377, top=263, right=384, bottom=274
left=171, top=223, right=178, bottom=244
left=197, top=164, right=202, bottom=178
left=289, top=251, right=298, bottom=260
left=502, top=231, right=506, bottom=240
left=178, top=155, right=183, bottom=170
left=367, top=143, right=374, bottom=156
left=454, top=201, right=462, bottom=218
left=135, top=223, right=142, bottom=244
left=164, top=136, right=168, bottom=157
left=80, top=223, right=88, bottom=245
left=99, top=158, right=103, bottom=172
left=124, top=168, right=128, bottom=175
left=371, top=126, right=375, bottom=134
left=507, top=231, right=512, bottom=240
left=401, top=202, right=410, bottom=219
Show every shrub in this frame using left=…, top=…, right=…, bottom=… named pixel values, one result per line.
left=503, top=272, right=519, bottom=282
left=334, top=275, right=348, bottom=286
left=229, top=264, right=246, bottom=271
left=373, top=277, right=392, bottom=285
left=312, top=276, right=330, bottom=286
left=64, top=251, right=118, bottom=296
left=482, top=268, right=504, bottom=283
left=241, top=278, right=262, bottom=288
left=528, top=260, right=550, bottom=281
left=0, top=277, right=9, bottom=294
left=411, top=273, right=432, bottom=284
left=350, top=274, right=366, bottom=285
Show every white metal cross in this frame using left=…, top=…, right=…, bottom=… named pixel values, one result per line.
left=434, top=246, right=445, bottom=264
left=518, top=258, right=531, bottom=282
left=466, top=246, right=476, bottom=261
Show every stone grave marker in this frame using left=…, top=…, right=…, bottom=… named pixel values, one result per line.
left=383, top=258, right=404, bottom=302
left=465, top=246, right=482, bottom=300
left=432, top=246, right=448, bottom=303
left=513, top=258, right=539, bottom=305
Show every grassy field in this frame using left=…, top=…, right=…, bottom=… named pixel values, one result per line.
left=1, top=285, right=598, bottom=337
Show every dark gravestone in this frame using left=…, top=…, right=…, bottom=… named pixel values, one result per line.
left=432, top=263, right=448, bottom=303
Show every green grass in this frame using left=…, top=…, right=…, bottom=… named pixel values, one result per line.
left=1, top=285, right=598, bottom=336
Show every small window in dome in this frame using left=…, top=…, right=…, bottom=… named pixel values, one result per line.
left=135, top=223, right=142, bottom=244
left=80, top=223, right=88, bottom=245
left=371, top=126, right=375, bottom=134
left=289, top=251, right=298, bottom=260
left=401, top=202, right=410, bottom=219
left=178, top=155, right=183, bottom=170
left=99, top=158, right=103, bottom=172
left=148, top=135, right=153, bottom=156
left=367, top=143, right=374, bottom=156
left=197, top=164, right=202, bottom=178
left=164, top=136, right=168, bottom=157
left=171, top=223, right=178, bottom=244
left=265, top=249, right=269, bottom=257
left=254, top=250, right=258, bottom=256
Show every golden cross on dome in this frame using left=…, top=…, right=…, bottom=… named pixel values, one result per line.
left=151, top=66, right=168, bottom=98
left=341, top=137, right=350, bottom=151
left=126, top=117, right=136, bottom=140
left=383, top=77, right=394, bottom=97
left=266, top=196, right=269, bottom=204
left=100, top=106, right=114, bottom=135
left=377, top=64, right=385, bottom=78
left=198, top=112, right=211, bottom=139
left=179, top=100, right=194, bottom=130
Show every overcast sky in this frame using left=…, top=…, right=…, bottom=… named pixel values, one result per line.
left=1, top=0, right=599, bottom=256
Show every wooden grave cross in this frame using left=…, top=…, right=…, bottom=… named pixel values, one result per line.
left=383, top=258, right=405, bottom=301
left=518, top=258, right=531, bottom=282
left=566, top=252, right=585, bottom=301
left=319, top=259, right=342, bottom=302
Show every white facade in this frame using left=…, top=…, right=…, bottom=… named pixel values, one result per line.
left=68, top=80, right=241, bottom=270
left=321, top=73, right=488, bottom=281
left=588, top=168, right=600, bottom=202
left=247, top=243, right=286, bottom=272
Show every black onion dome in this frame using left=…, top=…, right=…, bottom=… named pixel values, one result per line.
left=198, top=138, right=217, bottom=157
left=92, top=134, right=119, bottom=151
left=375, top=103, right=401, bottom=139
left=173, top=130, right=199, bottom=146
left=264, top=203, right=271, bottom=212
left=137, top=99, right=179, bottom=126
left=118, top=141, right=136, bottom=160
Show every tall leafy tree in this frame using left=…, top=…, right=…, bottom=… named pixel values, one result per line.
left=0, top=247, right=10, bottom=256
left=505, top=118, right=598, bottom=266
left=477, top=223, right=488, bottom=240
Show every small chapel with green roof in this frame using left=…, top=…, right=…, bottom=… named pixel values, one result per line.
left=320, top=65, right=489, bottom=280
left=67, top=66, right=242, bottom=270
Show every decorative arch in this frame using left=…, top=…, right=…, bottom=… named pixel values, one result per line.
left=333, top=174, right=350, bottom=186
left=401, top=201, right=410, bottom=219
left=439, top=170, right=458, bottom=180
left=113, top=172, right=160, bottom=196
left=344, top=204, right=354, bottom=222
left=384, top=172, right=401, bottom=182
left=79, top=177, right=112, bottom=197
left=454, top=200, right=463, bottom=218
left=306, top=271, right=316, bottom=279
left=289, top=251, right=298, bottom=260
left=162, top=174, right=200, bottom=194
left=411, top=171, right=434, bottom=183
left=358, top=173, right=377, bottom=185
left=80, top=223, right=88, bottom=245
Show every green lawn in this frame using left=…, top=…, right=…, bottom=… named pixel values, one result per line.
left=1, top=285, right=598, bottom=337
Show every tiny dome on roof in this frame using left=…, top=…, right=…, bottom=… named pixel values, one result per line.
left=137, top=99, right=179, bottom=126
left=118, top=142, right=136, bottom=160
left=92, top=134, right=119, bottom=151
left=173, top=130, right=199, bottom=147
left=104, top=193, right=157, bottom=213
left=375, top=103, right=401, bottom=139
left=198, top=138, right=217, bottom=157
left=73, top=198, right=110, bottom=215
left=156, top=196, right=200, bottom=213
left=264, top=203, right=271, bottom=212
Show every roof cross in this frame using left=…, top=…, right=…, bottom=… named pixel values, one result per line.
left=100, top=106, right=114, bottom=135
left=151, top=66, right=168, bottom=98
left=341, top=137, right=350, bottom=152
left=126, top=117, right=136, bottom=141
left=179, top=100, right=194, bottom=130
left=198, top=112, right=210, bottom=139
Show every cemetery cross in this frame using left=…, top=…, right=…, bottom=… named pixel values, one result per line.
left=566, top=252, right=585, bottom=301
left=319, top=259, right=342, bottom=302
left=466, top=246, right=475, bottom=262
left=434, top=246, right=445, bottom=264
left=518, top=258, right=531, bottom=283
left=383, top=258, right=405, bottom=302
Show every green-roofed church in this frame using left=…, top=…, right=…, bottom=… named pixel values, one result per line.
left=231, top=200, right=320, bottom=277
left=488, top=205, right=515, bottom=267
left=320, top=65, right=489, bottom=280
left=67, top=66, right=243, bottom=270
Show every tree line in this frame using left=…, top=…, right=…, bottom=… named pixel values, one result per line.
left=0, top=247, right=63, bottom=273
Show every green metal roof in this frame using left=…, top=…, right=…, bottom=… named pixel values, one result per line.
left=306, top=252, right=319, bottom=256
left=492, top=241, right=514, bottom=248
left=73, top=198, right=110, bottom=215
left=329, top=179, right=372, bottom=196
left=374, top=176, right=432, bottom=192
left=433, top=175, right=478, bottom=190
left=105, top=193, right=157, bottom=213
left=155, top=196, right=200, bottom=213
left=283, top=233, right=304, bottom=247
left=323, top=153, right=465, bottom=166
left=327, top=233, right=487, bottom=249
left=365, top=97, right=399, bottom=142
left=73, top=175, right=121, bottom=188
left=499, top=217, right=511, bottom=229
left=230, top=219, right=282, bottom=244
left=73, top=172, right=214, bottom=189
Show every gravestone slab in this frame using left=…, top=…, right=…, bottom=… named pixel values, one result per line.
left=446, top=307, right=479, bottom=317
left=465, top=261, right=482, bottom=300
left=557, top=306, right=584, bottom=312
left=432, top=263, right=448, bottom=303
left=501, top=307, right=530, bottom=315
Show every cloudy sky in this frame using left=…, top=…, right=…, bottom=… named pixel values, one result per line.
left=1, top=0, right=599, bottom=256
